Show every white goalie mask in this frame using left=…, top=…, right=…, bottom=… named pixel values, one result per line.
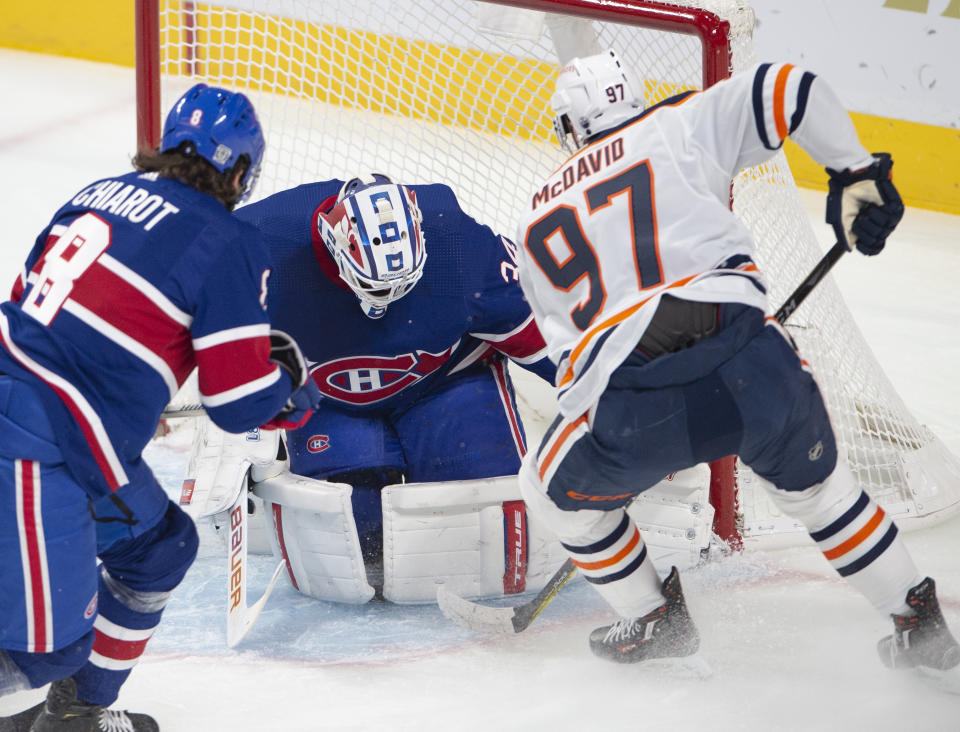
left=317, top=175, right=426, bottom=319
left=552, top=49, right=645, bottom=154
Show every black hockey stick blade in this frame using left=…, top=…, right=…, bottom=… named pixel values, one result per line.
left=436, top=559, right=577, bottom=635
left=774, top=240, right=846, bottom=325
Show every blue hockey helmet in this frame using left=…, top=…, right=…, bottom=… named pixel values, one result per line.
left=317, top=175, right=426, bottom=319
left=160, top=83, right=265, bottom=203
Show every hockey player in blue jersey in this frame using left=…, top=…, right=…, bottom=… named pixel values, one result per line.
left=219, top=173, right=560, bottom=602
left=0, top=85, right=321, bottom=731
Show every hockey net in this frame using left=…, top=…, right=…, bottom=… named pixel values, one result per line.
left=137, top=0, right=960, bottom=546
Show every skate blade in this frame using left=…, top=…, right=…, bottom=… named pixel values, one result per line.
left=637, top=653, right=713, bottom=681
left=916, top=664, right=960, bottom=695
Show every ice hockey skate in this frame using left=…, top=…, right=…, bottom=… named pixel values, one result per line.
left=878, top=577, right=960, bottom=694
left=21, top=677, right=160, bottom=732
left=0, top=701, right=43, bottom=732
left=589, top=568, right=709, bottom=677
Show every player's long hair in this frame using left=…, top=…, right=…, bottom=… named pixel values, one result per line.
left=132, top=148, right=250, bottom=210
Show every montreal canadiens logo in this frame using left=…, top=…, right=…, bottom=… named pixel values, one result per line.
left=312, top=345, right=456, bottom=405
left=307, top=435, right=330, bottom=453
left=84, top=592, right=98, bottom=619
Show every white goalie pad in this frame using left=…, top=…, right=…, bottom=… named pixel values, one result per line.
left=381, top=476, right=568, bottom=604
left=253, top=473, right=375, bottom=605
left=628, top=464, right=715, bottom=571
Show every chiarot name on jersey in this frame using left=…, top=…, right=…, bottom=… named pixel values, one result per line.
left=71, top=178, right=180, bottom=231
left=531, top=137, right=624, bottom=210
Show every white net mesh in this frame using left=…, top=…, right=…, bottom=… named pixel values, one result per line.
left=154, top=0, right=960, bottom=538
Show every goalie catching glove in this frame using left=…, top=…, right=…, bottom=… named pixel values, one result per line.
left=262, top=329, right=322, bottom=430
left=825, top=152, right=904, bottom=256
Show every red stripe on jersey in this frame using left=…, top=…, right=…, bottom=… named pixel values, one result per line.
left=486, top=316, right=547, bottom=360
left=0, top=321, right=123, bottom=490
left=195, top=333, right=275, bottom=399
left=491, top=359, right=526, bottom=458
left=48, top=385, right=123, bottom=490
left=92, top=627, right=152, bottom=661
left=19, top=461, right=49, bottom=651
left=68, top=260, right=194, bottom=385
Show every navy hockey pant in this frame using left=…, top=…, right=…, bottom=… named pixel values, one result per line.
left=538, top=316, right=838, bottom=511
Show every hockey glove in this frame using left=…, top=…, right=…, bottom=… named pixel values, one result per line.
left=269, top=329, right=310, bottom=387
left=262, top=329, right=322, bottom=431
left=261, top=377, right=323, bottom=431
left=825, top=152, right=904, bottom=256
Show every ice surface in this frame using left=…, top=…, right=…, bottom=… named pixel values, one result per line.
left=1, top=48, right=959, bottom=731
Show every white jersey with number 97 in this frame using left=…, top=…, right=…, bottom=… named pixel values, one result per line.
left=517, top=62, right=874, bottom=419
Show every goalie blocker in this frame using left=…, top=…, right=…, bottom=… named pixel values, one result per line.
left=182, top=421, right=715, bottom=604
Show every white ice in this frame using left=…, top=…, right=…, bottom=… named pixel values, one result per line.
left=1, top=49, right=959, bottom=731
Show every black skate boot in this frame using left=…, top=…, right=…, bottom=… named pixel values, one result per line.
left=878, top=577, right=960, bottom=693
left=0, top=701, right=44, bottom=732
left=29, top=677, right=159, bottom=732
left=589, top=566, right=701, bottom=665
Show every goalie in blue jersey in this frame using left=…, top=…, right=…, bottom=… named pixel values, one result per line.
left=183, top=173, right=584, bottom=606
left=0, top=85, right=320, bottom=731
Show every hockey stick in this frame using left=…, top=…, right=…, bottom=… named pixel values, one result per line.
left=436, top=241, right=848, bottom=635
left=437, top=558, right=576, bottom=634
left=160, top=403, right=206, bottom=418
left=223, top=469, right=287, bottom=647
left=774, top=240, right=847, bottom=325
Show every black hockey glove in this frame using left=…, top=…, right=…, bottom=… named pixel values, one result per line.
left=825, top=152, right=904, bottom=256
left=269, top=329, right=310, bottom=387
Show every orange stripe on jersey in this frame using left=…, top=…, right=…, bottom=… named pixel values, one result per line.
left=557, top=273, right=700, bottom=387
left=822, top=506, right=886, bottom=561
left=571, top=527, right=641, bottom=571
left=538, top=413, right=588, bottom=481
left=773, top=64, right=795, bottom=142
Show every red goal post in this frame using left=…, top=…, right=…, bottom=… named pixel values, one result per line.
left=135, top=0, right=960, bottom=548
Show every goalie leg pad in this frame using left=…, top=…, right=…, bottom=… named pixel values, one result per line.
left=520, top=456, right=713, bottom=574
left=381, top=476, right=568, bottom=604
left=627, top=463, right=714, bottom=570
left=253, top=472, right=375, bottom=604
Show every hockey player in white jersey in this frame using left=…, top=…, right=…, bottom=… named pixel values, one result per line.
left=516, top=49, right=959, bottom=687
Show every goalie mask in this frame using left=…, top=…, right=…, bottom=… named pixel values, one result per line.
left=552, top=49, right=645, bottom=154
left=317, top=175, right=426, bottom=319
